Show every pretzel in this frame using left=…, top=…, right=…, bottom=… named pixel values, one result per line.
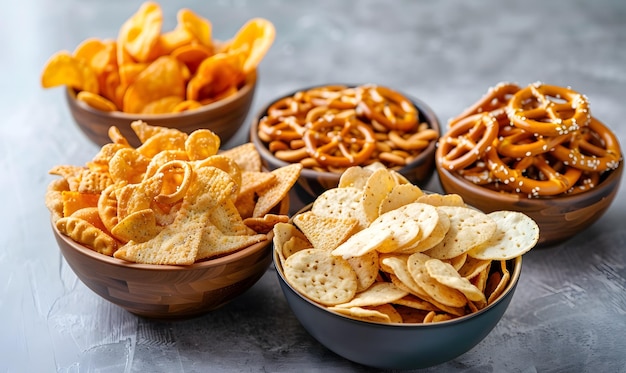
left=486, top=146, right=582, bottom=197
left=302, top=114, right=377, bottom=167
left=506, top=82, right=591, bottom=137
left=496, top=127, right=570, bottom=158
left=437, top=113, right=499, bottom=171
left=258, top=115, right=306, bottom=142
left=303, top=85, right=360, bottom=110
left=357, top=85, right=418, bottom=131
left=550, top=116, right=622, bottom=172
left=449, top=82, right=521, bottom=126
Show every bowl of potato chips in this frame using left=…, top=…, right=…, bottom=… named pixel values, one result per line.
left=271, top=165, right=538, bottom=369
left=435, top=81, right=623, bottom=246
left=46, top=122, right=302, bottom=318
left=42, top=2, right=275, bottom=147
left=250, top=83, right=440, bottom=204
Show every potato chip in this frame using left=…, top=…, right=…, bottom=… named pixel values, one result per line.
left=468, top=211, right=539, bottom=260
left=227, top=17, right=276, bottom=74
left=177, top=8, right=213, bottom=48
left=111, top=208, right=162, bottom=243
left=311, top=187, right=369, bottom=230
left=331, top=224, right=393, bottom=259
left=272, top=222, right=311, bottom=263
left=61, top=191, right=100, bottom=217
left=186, top=52, right=245, bottom=102
left=361, top=167, right=396, bottom=223
left=185, top=129, right=221, bottom=161
left=41, top=51, right=99, bottom=93
left=117, top=1, right=163, bottom=63
left=283, top=248, right=357, bottom=306
left=337, top=163, right=373, bottom=189
left=407, top=255, right=467, bottom=308
left=424, top=258, right=486, bottom=303
left=327, top=305, right=394, bottom=323
left=140, top=96, right=184, bottom=114
left=334, top=282, right=408, bottom=309
left=424, top=206, right=497, bottom=260
left=416, top=193, right=465, bottom=207
left=345, top=250, right=380, bottom=292
left=487, top=261, right=510, bottom=304
left=243, top=213, right=288, bottom=234
left=378, top=183, right=424, bottom=215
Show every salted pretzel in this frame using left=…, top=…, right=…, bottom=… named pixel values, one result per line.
left=437, top=113, right=499, bottom=171
left=550, top=116, right=622, bottom=172
left=258, top=115, right=307, bottom=143
left=506, top=82, right=591, bottom=137
left=486, top=146, right=582, bottom=197
left=302, top=113, right=377, bottom=167
left=302, top=85, right=361, bottom=110
left=496, top=127, right=570, bottom=158
left=357, top=85, right=418, bottom=131
left=449, top=82, right=521, bottom=126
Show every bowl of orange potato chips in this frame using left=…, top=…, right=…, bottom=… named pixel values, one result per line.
left=435, top=81, right=623, bottom=246
left=272, top=164, right=538, bottom=369
left=46, top=121, right=302, bottom=318
left=250, top=83, right=440, bottom=203
left=42, top=2, right=275, bottom=147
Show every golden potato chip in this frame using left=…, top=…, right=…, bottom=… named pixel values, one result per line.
left=171, top=99, right=203, bottom=112
left=108, top=147, right=151, bottom=185
left=337, top=165, right=373, bottom=189
left=487, top=261, right=510, bottom=304
left=57, top=216, right=117, bottom=256
left=331, top=224, right=393, bottom=259
left=117, top=1, right=163, bottom=63
left=416, top=193, right=465, bottom=207
left=227, top=17, right=276, bottom=74
left=186, top=52, right=245, bottom=102
left=243, top=214, right=289, bottom=234
left=136, top=129, right=188, bottom=159
left=424, top=258, right=486, bottom=303
left=424, top=206, right=497, bottom=260
left=283, top=248, right=357, bottom=306
left=123, top=56, right=186, bottom=114
left=361, top=167, right=396, bottom=223
left=153, top=160, right=192, bottom=205
left=346, top=250, right=380, bottom=292
left=397, top=208, right=450, bottom=254
left=292, top=211, right=358, bottom=252
left=140, top=96, right=184, bottom=114
left=333, top=282, right=408, bottom=309
left=378, top=183, right=424, bottom=215
left=272, top=222, right=311, bottom=263
left=458, top=256, right=492, bottom=279
left=143, top=149, right=189, bottom=179
left=407, top=255, right=467, bottom=308
left=393, top=294, right=439, bottom=312
left=468, top=211, right=539, bottom=260
left=327, top=305, right=394, bottom=323
left=177, top=8, right=212, bottom=48
left=111, top=208, right=162, bottom=243
left=41, top=51, right=99, bottom=93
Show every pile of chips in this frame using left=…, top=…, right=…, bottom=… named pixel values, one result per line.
left=46, top=121, right=302, bottom=265
left=273, top=164, right=539, bottom=324
left=41, top=1, right=275, bottom=114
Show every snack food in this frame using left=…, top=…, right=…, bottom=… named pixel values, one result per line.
left=273, top=164, right=539, bottom=324
left=41, top=2, right=275, bottom=114
left=257, top=84, right=439, bottom=173
left=439, top=81, right=622, bottom=197
left=46, top=121, right=301, bottom=265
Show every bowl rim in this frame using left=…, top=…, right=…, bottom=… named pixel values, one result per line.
left=273, top=202, right=523, bottom=328
left=52, top=215, right=273, bottom=271
left=436, top=154, right=624, bottom=203
left=65, top=70, right=257, bottom=120
left=250, top=83, right=441, bottom=178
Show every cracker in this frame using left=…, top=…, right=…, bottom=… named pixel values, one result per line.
left=253, top=163, right=302, bottom=217
left=346, top=250, right=380, bottom=292
left=407, top=254, right=467, bottom=308
left=293, top=210, right=358, bottom=252
left=331, top=223, right=393, bottom=259
left=283, top=248, right=357, bottom=306
left=361, top=167, right=396, bottom=223
left=425, top=258, right=486, bottom=303
left=468, top=210, right=539, bottom=260
left=334, top=282, right=408, bottom=308
left=221, top=142, right=262, bottom=172
left=311, top=187, right=369, bottom=229
left=378, top=183, right=424, bottom=215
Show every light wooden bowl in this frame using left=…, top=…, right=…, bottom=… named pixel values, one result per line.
left=436, top=158, right=623, bottom=247
left=52, top=195, right=288, bottom=319
left=66, top=72, right=257, bottom=148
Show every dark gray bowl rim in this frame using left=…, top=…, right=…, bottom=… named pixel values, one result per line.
left=273, top=202, right=523, bottom=328
left=251, top=83, right=441, bottom=178
left=65, top=70, right=257, bottom=120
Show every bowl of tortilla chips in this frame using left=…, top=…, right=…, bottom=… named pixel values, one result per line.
left=46, top=122, right=302, bottom=318
left=271, top=165, right=538, bottom=369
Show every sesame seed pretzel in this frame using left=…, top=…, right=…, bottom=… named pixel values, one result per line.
left=550, top=116, right=622, bottom=172
left=437, top=113, right=499, bottom=171
left=302, top=114, right=377, bottom=167
left=258, top=115, right=307, bottom=143
left=449, top=82, right=520, bottom=126
left=506, top=82, right=591, bottom=137
left=496, top=127, right=570, bottom=158
left=357, top=85, right=419, bottom=131
left=486, top=146, right=582, bottom=196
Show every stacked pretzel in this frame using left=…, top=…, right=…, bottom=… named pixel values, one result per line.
left=437, top=82, right=622, bottom=198
left=257, top=84, right=438, bottom=173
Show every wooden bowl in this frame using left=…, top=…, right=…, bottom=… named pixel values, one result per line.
left=436, top=159, right=623, bottom=247
left=66, top=72, right=257, bottom=148
left=250, top=84, right=440, bottom=204
left=52, top=196, right=288, bottom=319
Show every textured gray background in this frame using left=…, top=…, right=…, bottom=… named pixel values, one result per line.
left=1, top=0, right=625, bottom=372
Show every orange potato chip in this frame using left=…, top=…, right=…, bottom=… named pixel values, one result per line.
left=186, top=52, right=245, bottom=102
left=123, top=56, right=187, bottom=113
left=185, top=128, right=221, bottom=161
left=140, top=96, right=184, bottom=114
left=76, top=91, right=117, bottom=112
left=171, top=43, right=213, bottom=74
left=61, top=191, right=100, bottom=217
left=171, top=99, right=202, bottom=112
left=177, top=8, right=213, bottom=48
left=227, top=17, right=276, bottom=74
left=117, top=1, right=163, bottom=63
left=41, top=51, right=99, bottom=93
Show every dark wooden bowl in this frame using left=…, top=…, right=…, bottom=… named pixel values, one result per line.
left=52, top=195, right=288, bottom=319
left=66, top=72, right=257, bottom=148
left=436, top=159, right=623, bottom=247
left=250, top=84, right=440, bottom=203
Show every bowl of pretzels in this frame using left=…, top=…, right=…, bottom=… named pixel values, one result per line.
left=436, top=81, right=623, bottom=247
left=250, top=84, right=441, bottom=204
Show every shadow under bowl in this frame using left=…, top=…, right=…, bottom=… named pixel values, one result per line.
left=66, top=72, right=257, bottom=148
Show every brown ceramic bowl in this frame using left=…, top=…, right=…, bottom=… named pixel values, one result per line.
left=66, top=72, right=257, bottom=148
left=250, top=84, right=440, bottom=204
left=51, top=195, right=288, bottom=319
left=436, top=159, right=623, bottom=247
left=273, top=236, right=523, bottom=370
